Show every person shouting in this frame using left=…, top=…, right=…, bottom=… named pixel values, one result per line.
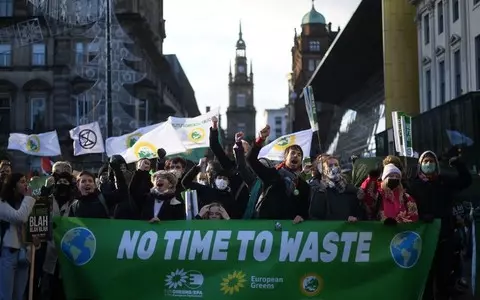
left=246, top=125, right=310, bottom=223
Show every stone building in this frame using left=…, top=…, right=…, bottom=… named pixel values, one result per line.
left=226, top=22, right=256, bottom=143
left=0, top=0, right=199, bottom=171
left=286, top=3, right=339, bottom=152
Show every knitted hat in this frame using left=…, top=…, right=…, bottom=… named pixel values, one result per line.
left=382, top=164, right=401, bottom=181
left=152, top=170, right=178, bottom=188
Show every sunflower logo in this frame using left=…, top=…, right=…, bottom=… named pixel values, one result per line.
left=220, top=270, right=247, bottom=295
left=165, top=269, right=188, bottom=289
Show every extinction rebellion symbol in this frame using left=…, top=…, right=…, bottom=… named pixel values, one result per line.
left=78, top=129, right=97, bottom=149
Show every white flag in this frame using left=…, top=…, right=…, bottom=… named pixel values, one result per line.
left=121, top=122, right=186, bottom=163
left=258, top=129, right=313, bottom=161
left=8, top=131, right=61, bottom=157
left=105, top=123, right=162, bottom=157
left=69, top=122, right=105, bottom=156
left=168, top=108, right=220, bottom=149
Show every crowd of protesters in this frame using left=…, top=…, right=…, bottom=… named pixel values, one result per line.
left=0, top=116, right=474, bottom=300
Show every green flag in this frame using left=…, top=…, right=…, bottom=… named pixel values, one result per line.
left=54, top=219, right=439, bottom=300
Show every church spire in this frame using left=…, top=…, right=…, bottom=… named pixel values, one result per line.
left=239, top=20, right=243, bottom=40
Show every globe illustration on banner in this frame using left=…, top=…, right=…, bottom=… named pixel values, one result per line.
left=60, top=227, right=97, bottom=266
left=390, top=231, right=422, bottom=269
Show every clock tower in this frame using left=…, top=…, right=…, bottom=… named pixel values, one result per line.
left=226, top=22, right=256, bottom=143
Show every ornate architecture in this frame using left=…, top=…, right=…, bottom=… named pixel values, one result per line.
left=226, top=22, right=255, bottom=143
left=286, top=2, right=339, bottom=151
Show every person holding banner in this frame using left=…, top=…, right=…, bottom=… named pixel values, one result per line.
left=197, top=202, right=230, bottom=220
left=246, top=125, right=310, bottom=223
left=408, top=150, right=472, bottom=300
left=0, top=173, right=39, bottom=300
left=308, top=155, right=362, bottom=221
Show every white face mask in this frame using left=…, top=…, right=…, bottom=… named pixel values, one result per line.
left=215, top=178, right=228, bottom=190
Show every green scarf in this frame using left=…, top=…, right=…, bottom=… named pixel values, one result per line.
left=242, top=179, right=262, bottom=219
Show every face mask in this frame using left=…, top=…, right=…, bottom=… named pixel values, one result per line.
left=326, top=166, right=341, bottom=181
left=421, top=163, right=436, bottom=174
left=215, top=179, right=228, bottom=190
left=386, top=179, right=400, bottom=190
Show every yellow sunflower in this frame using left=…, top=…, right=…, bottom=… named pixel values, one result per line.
left=220, top=270, right=247, bottom=295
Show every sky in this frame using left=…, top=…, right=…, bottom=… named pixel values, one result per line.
left=163, top=0, right=362, bottom=130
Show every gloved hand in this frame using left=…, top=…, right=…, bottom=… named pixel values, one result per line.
left=383, top=218, right=397, bottom=226
left=449, top=156, right=461, bottom=167
left=157, top=148, right=167, bottom=159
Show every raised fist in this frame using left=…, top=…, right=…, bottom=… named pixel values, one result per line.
left=259, top=125, right=270, bottom=139
left=211, top=116, right=218, bottom=129
left=235, top=132, right=244, bottom=143
left=157, top=148, right=166, bottom=159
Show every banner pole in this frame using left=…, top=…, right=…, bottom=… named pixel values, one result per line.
left=28, top=246, right=36, bottom=300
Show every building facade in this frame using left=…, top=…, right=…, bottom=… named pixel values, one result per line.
left=286, top=3, right=339, bottom=152
left=226, top=23, right=255, bottom=142
left=0, top=0, right=198, bottom=171
left=264, top=107, right=288, bottom=141
left=413, top=0, right=480, bottom=112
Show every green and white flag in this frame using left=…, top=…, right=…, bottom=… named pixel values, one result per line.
left=8, top=130, right=61, bottom=157
left=392, top=111, right=413, bottom=157
left=303, top=86, right=319, bottom=132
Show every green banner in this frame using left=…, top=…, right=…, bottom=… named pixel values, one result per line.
left=54, top=219, right=440, bottom=300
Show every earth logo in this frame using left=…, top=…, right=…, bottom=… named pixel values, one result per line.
left=60, top=227, right=97, bottom=266
left=390, top=231, right=422, bottom=269
left=299, top=273, right=323, bottom=297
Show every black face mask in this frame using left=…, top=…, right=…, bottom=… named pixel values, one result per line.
left=387, top=179, right=400, bottom=190
left=54, top=184, right=71, bottom=198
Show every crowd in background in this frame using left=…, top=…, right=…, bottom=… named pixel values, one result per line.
left=0, top=116, right=474, bottom=300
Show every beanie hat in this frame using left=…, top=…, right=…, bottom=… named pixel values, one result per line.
left=382, top=164, right=401, bottom=181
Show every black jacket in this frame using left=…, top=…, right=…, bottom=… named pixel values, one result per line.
left=246, top=141, right=310, bottom=220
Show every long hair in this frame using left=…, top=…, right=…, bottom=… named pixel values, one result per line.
left=0, top=173, right=25, bottom=208
left=380, top=179, right=405, bottom=204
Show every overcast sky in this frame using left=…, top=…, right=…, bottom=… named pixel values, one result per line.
left=163, top=0, right=361, bottom=129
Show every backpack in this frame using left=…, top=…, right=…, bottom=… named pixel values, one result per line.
left=70, top=194, right=112, bottom=219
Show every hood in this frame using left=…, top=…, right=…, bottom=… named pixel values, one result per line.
left=418, top=150, right=440, bottom=174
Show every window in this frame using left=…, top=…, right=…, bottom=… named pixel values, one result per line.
left=423, top=14, right=430, bottom=44
left=437, top=2, right=444, bottom=34
left=454, top=49, right=461, bottom=97
left=30, top=97, right=46, bottom=131
left=87, top=42, right=99, bottom=62
left=237, top=122, right=246, bottom=134
left=236, top=93, right=246, bottom=107
left=452, top=0, right=459, bottom=22
left=476, top=35, right=480, bottom=90
left=0, top=0, right=13, bottom=17
left=438, top=61, right=446, bottom=104
left=0, top=44, right=11, bottom=66
left=308, top=59, right=315, bottom=71
left=309, top=41, right=320, bottom=52
left=0, top=95, right=10, bottom=134
left=425, top=69, right=432, bottom=110
left=275, top=116, right=282, bottom=126
left=75, top=42, right=84, bottom=64
left=275, top=128, right=282, bottom=138
left=32, top=43, right=46, bottom=66
left=76, top=98, right=93, bottom=125
left=135, top=99, right=148, bottom=127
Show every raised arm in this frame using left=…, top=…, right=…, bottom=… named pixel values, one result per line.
left=233, top=132, right=257, bottom=187
left=445, top=157, right=472, bottom=192
left=181, top=159, right=204, bottom=190
left=246, top=125, right=279, bottom=183
left=156, top=148, right=167, bottom=171
left=209, top=116, right=235, bottom=171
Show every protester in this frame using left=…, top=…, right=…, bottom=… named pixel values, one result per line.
left=209, top=117, right=250, bottom=218
left=0, top=160, right=12, bottom=190
left=155, top=149, right=187, bottom=201
left=378, top=164, right=418, bottom=223
left=246, top=125, right=309, bottom=223
left=309, top=155, right=362, bottom=221
left=182, top=158, right=239, bottom=218
left=408, top=150, right=472, bottom=300
left=196, top=203, right=230, bottom=220
left=0, top=173, right=39, bottom=300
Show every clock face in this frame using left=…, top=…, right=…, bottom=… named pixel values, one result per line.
left=238, top=66, right=245, bottom=73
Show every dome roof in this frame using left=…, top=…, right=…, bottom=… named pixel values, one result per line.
left=301, top=6, right=326, bottom=25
